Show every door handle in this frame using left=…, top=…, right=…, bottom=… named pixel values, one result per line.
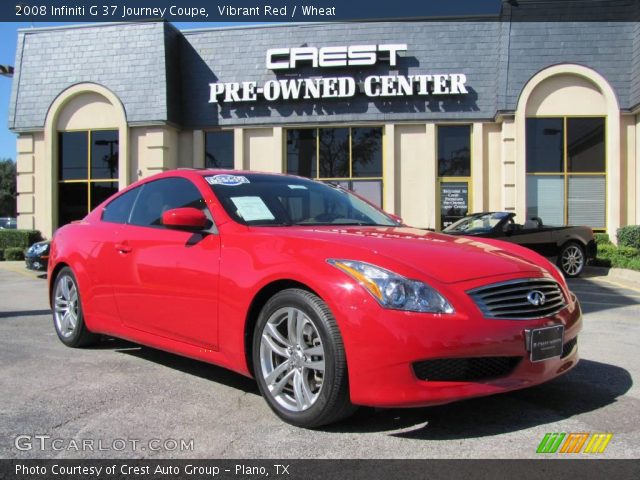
left=115, top=243, right=132, bottom=253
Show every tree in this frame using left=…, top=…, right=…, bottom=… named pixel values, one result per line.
left=0, top=158, right=17, bottom=217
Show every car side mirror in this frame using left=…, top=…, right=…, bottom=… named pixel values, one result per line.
left=162, top=208, right=208, bottom=230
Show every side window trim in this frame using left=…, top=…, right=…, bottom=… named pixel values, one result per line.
left=126, top=184, right=144, bottom=225
left=101, top=185, right=142, bottom=225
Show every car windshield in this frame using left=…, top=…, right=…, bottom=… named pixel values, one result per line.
left=207, top=173, right=397, bottom=227
left=444, top=212, right=509, bottom=234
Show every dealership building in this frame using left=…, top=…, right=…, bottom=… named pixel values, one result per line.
left=7, top=0, right=640, bottom=238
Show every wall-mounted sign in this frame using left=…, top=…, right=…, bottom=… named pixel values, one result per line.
left=440, top=182, right=469, bottom=230
left=208, top=44, right=468, bottom=104
left=266, top=44, right=407, bottom=70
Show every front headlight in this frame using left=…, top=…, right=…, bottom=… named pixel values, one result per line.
left=327, top=259, right=454, bottom=314
left=30, top=243, right=49, bottom=255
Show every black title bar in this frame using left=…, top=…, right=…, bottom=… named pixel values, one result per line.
left=3, top=0, right=638, bottom=23
left=2, top=459, right=639, bottom=480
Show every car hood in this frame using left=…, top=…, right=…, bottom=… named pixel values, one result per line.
left=267, top=226, right=547, bottom=284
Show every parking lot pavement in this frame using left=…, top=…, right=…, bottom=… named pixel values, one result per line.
left=0, top=266, right=638, bottom=459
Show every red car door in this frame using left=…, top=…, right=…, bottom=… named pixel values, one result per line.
left=110, top=177, right=221, bottom=349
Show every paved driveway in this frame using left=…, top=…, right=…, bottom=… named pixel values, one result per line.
left=0, top=265, right=638, bottom=458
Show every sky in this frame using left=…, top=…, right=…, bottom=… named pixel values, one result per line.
left=0, top=21, right=257, bottom=162
left=0, top=22, right=33, bottom=162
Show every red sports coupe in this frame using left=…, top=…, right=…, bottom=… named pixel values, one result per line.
left=48, top=170, right=581, bottom=427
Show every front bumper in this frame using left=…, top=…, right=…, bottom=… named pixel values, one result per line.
left=329, top=276, right=582, bottom=408
left=25, top=254, right=48, bottom=271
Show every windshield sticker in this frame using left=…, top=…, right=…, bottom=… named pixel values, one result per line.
left=288, top=185, right=308, bottom=190
left=231, top=196, right=276, bottom=222
left=205, top=174, right=249, bottom=186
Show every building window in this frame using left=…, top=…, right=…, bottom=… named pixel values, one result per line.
left=286, top=127, right=383, bottom=207
left=58, top=130, right=119, bottom=227
left=526, top=117, right=605, bottom=229
left=438, top=125, right=471, bottom=177
left=438, top=125, right=471, bottom=230
left=205, top=131, right=234, bottom=169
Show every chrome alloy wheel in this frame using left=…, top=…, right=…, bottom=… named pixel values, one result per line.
left=561, top=244, right=584, bottom=276
left=54, top=274, right=79, bottom=338
left=259, top=307, right=326, bottom=412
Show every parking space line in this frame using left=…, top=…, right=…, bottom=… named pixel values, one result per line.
left=0, top=264, right=42, bottom=280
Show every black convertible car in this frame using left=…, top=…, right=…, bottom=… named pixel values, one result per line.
left=443, top=212, right=597, bottom=277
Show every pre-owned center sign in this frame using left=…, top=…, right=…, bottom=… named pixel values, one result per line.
left=208, top=44, right=468, bottom=103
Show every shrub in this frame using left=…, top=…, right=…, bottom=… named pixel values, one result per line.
left=616, top=246, right=640, bottom=258
left=4, top=247, right=25, bottom=261
left=0, top=248, right=4, bottom=261
left=617, top=225, right=640, bottom=249
left=0, top=229, right=43, bottom=250
left=595, top=242, right=640, bottom=271
left=596, top=244, right=617, bottom=256
left=594, top=233, right=611, bottom=245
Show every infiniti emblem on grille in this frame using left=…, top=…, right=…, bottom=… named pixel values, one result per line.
left=527, top=290, right=546, bottom=306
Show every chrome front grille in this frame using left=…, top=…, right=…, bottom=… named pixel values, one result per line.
left=468, top=278, right=567, bottom=320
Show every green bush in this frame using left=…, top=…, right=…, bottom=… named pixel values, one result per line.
left=596, top=244, right=617, bottom=256
left=0, top=229, right=43, bottom=250
left=4, top=247, right=25, bottom=261
left=616, top=246, right=639, bottom=258
left=617, top=225, right=640, bottom=249
left=0, top=248, right=4, bottom=261
left=595, top=242, right=640, bottom=271
left=594, top=233, right=611, bottom=245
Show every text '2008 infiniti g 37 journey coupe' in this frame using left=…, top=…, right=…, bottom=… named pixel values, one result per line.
left=49, top=170, right=581, bottom=427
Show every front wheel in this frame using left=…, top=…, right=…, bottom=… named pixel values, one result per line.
left=52, top=267, right=99, bottom=347
left=252, top=288, right=355, bottom=428
left=557, top=242, right=586, bottom=277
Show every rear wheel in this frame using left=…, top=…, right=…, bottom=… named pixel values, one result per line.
left=52, top=267, right=99, bottom=347
left=557, top=242, right=585, bottom=277
left=252, top=288, right=355, bottom=428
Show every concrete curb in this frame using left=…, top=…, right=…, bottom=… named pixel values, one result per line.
left=583, top=265, right=640, bottom=290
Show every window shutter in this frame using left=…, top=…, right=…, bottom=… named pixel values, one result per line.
left=568, top=176, right=605, bottom=228
left=526, top=176, right=564, bottom=225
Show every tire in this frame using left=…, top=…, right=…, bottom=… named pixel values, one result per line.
left=252, top=288, right=356, bottom=428
left=52, top=267, right=99, bottom=347
left=557, top=242, right=586, bottom=278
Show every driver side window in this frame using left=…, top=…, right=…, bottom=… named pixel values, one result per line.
left=129, top=177, right=206, bottom=228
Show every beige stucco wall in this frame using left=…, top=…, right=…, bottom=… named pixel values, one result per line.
left=178, top=131, right=194, bottom=169
left=394, top=124, right=436, bottom=229
left=501, top=117, right=517, bottom=214
left=55, top=92, right=122, bottom=130
left=471, top=122, right=485, bottom=212
left=484, top=123, right=503, bottom=212
left=240, top=127, right=283, bottom=173
left=16, top=133, right=44, bottom=233
left=621, top=115, right=636, bottom=225
left=637, top=114, right=640, bottom=226
left=524, top=74, right=607, bottom=116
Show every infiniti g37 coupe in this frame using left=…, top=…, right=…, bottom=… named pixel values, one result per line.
left=48, top=170, right=581, bottom=427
